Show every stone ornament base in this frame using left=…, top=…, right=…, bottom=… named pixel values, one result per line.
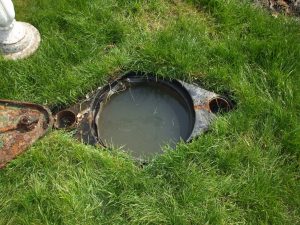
left=0, top=22, right=40, bottom=60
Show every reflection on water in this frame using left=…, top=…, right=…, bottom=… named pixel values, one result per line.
left=97, top=83, right=193, bottom=159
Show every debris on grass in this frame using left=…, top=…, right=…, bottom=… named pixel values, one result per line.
left=256, top=0, right=300, bottom=16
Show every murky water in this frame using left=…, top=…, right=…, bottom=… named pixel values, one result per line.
left=97, top=82, right=194, bottom=159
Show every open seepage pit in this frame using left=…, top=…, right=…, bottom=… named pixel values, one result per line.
left=93, top=76, right=195, bottom=159
left=85, top=73, right=233, bottom=160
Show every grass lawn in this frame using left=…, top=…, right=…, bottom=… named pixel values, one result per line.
left=0, top=0, right=300, bottom=224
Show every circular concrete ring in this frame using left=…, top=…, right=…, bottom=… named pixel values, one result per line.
left=1, top=22, right=41, bottom=60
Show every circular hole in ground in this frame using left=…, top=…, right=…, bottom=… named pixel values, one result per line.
left=55, top=110, right=76, bottom=129
left=209, top=97, right=231, bottom=114
left=94, top=77, right=195, bottom=159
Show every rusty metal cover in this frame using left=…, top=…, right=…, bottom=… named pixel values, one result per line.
left=0, top=100, right=53, bottom=168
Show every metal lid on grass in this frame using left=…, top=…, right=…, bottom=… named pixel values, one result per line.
left=0, top=99, right=53, bottom=168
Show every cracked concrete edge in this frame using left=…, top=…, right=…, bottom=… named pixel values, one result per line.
left=180, top=81, right=217, bottom=141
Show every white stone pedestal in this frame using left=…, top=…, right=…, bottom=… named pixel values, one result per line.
left=0, top=0, right=40, bottom=60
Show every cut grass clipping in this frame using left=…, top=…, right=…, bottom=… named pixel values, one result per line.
left=0, top=0, right=299, bottom=224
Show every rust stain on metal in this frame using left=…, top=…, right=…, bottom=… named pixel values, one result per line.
left=0, top=99, right=53, bottom=169
left=0, top=115, right=39, bottom=133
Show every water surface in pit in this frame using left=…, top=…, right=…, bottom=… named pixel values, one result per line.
left=97, top=82, right=194, bottom=159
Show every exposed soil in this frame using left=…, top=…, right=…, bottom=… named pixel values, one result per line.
left=257, top=0, right=300, bottom=16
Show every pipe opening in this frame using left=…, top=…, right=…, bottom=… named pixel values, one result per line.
left=209, top=97, right=231, bottom=114
left=55, top=110, right=76, bottom=129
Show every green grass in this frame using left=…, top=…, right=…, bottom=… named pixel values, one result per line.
left=0, top=0, right=299, bottom=224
